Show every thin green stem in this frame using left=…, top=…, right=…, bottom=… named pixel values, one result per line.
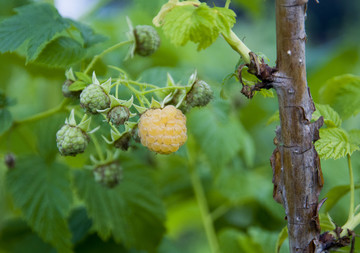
left=340, top=212, right=360, bottom=237
left=90, top=133, right=105, bottom=162
left=348, top=154, right=355, bottom=219
left=123, top=83, right=149, bottom=107
left=128, top=80, right=158, bottom=89
left=222, top=30, right=251, bottom=64
left=84, top=40, right=133, bottom=75
left=331, top=154, right=359, bottom=238
left=211, top=203, right=231, bottom=221
left=112, top=79, right=158, bottom=89
left=141, top=86, right=186, bottom=95
left=189, top=163, right=221, bottom=253
left=13, top=99, right=69, bottom=126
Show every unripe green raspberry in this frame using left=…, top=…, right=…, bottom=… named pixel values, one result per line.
left=56, top=125, right=89, bottom=156
left=131, top=125, right=141, bottom=143
left=114, top=132, right=132, bottom=151
left=62, top=80, right=81, bottom=98
left=107, top=105, right=130, bottom=126
left=80, top=84, right=110, bottom=114
left=134, top=25, right=160, bottom=56
left=186, top=80, right=213, bottom=108
left=93, top=161, right=122, bottom=188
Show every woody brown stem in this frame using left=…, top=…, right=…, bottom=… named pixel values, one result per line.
left=271, top=0, right=324, bottom=251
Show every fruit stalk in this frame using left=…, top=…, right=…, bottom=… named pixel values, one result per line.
left=84, top=40, right=133, bottom=75
left=271, top=0, right=323, bottom=251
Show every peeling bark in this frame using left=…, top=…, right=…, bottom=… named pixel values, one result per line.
left=271, top=0, right=324, bottom=251
left=237, top=0, right=325, bottom=251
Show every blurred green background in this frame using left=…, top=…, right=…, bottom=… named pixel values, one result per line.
left=0, top=0, right=359, bottom=252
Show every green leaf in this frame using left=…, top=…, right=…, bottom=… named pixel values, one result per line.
left=319, top=74, right=360, bottom=119
left=188, top=104, right=246, bottom=168
left=324, top=184, right=360, bottom=213
left=162, top=3, right=236, bottom=50
left=6, top=156, right=73, bottom=253
left=219, top=227, right=278, bottom=253
left=0, top=3, right=70, bottom=62
left=75, top=72, right=92, bottom=83
left=313, top=103, right=342, bottom=128
left=232, top=0, right=264, bottom=17
left=218, top=228, right=244, bottom=253
left=214, top=162, right=272, bottom=204
left=74, top=159, right=166, bottom=252
left=257, top=89, right=274, bottom=98
left=213, top=7, right=237, bottom=36
left=35, top=37, right=86, bottom=67
left=69, top=20, right=107, bottom=48
left=267, top=110, right=279, bottom=125
left=315, top=128, right=360, bottom=160
left=319, top=213, right=336, bottom=232
left=68, top=208, right=92, bottom=245
left=246, top=227, right=278, bottom=253
left=275, top=226, right=288, bottom=253
left=349, top=130, right=360, bottom=146
left=68, top=80, right=87, bottom=91
left=0, top=219, right=54, bottom=253
left=0, top=108, right=12, bottom=135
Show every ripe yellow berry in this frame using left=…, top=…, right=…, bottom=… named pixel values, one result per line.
left=138, top=105, right=187, bottom=154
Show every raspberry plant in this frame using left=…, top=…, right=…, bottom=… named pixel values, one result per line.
left=0, top=1, right=359, bottom=253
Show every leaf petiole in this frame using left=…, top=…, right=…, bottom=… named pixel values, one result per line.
left=222, top=30, right=251, bottom=64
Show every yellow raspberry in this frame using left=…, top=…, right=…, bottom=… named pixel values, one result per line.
left=138, top=105, right=187, bottom=154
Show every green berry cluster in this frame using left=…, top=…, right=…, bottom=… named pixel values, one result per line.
left=134, top=25, right=160, bottom=56
left=56, top=124, right=89, bottom=156
left=107, top=105, right=130, bottom=126
left=93, top=161, right=123, bottom=188
left=174, top=79, right=213, bottom=113
left=80, top=84, right=110, bottom=114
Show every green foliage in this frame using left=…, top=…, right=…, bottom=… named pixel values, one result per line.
left=74, top=158, right=166, bottom=252
left=0, top=3, right=104, bottom=66
left=324, top=184, right=360, bottom=213
left=158, top=1, right=236, bottom=50
left=232, top=0, right=264, bottom=17
left=313, top=103, right=342, bottom=128
left=319, top=213, right=336, bottom=232
left=313, top=102, right=359, bottom=160
left=316, top=128, right=359, bottom=160
left=187, top=103, right=248, bottom=169
left=6, top=156, right=73, bottom=253
left=0, top=1, right=359, bottom=252
left=0, top=219, right=54, bottom=253
left=214, top=161, right=271, bottom=204
left=349, top=130, right=360, bottom=146
left=275, top=226, right=288, bottom=253
left=35, top=37, right=86, bottom=67
left=0, top=109, right=12, bottom=134
left=0, top=3, right=70, bottom=62
left=68, top=208, right=93, bottom=245
left=319, top=74, right=360, bottom=119
left=219, top=227, right=279, bottom=253
left=69, top=20, right=107, bottom=48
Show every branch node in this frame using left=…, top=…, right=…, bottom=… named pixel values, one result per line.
left=237, top=52, right=277, bottom=99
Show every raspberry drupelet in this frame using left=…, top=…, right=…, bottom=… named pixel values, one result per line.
left=138, top=105, right=187, bottom=154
